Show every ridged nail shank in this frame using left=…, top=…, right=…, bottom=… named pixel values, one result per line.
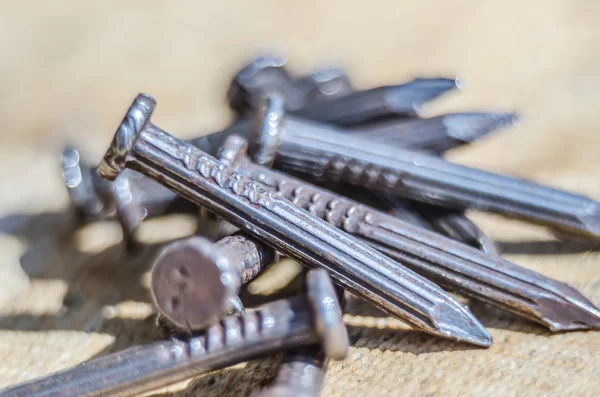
left=270, top=116, right=600, bottom=238
left=97, top=94, right=491, bottom=346
left=235, top=157, right=600, bottom=331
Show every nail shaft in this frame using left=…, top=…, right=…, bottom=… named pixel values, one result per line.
left=61, top=146, right=197, bottom=249
left=232, top=148, right=600, bottom=331
left=254, top=345, right=327, bottom=397
left=293, top=77, right=459, bottom=126
left=0, top=269, right=346, bottom=397
left=348, top=112, right=519, bottom=153
left=97, top=94, right=491, bottom=346
left=254, top=101, right=600, bottom=239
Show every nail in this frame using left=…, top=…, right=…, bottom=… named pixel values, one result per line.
left=228, top=138, right=600, bottom=331
left=293, top=77, right=460, bottom=126
left=253, top=96, right=600, bottom=239
left=349, top=112, right=520, bottom=153
left=254, top=345, right=327, bottom=397
left=97, top=93, right=490, bottom=346
left=151, top=233, right=277, bottom=330
left=0, top=269, right=348, bottom=397
left=343, top=110, right=518, bottom=253
left=62, top=146, right=198, bottom=249
left=227, top=54, right=307, bottom=113
left=254, top=280, right=346, bottom=397
left=61, top=145, right=109, bottom=219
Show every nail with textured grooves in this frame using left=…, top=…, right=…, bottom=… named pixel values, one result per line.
left=349, top=112, right=520, bottom=153
left=342, top=112, right=517, bottom=253
left=97, top=93, right=490, bottom=346
left=193, top=117, right=500, bottom=253
left=151, top=232, right=277, bottom=331
left=0, top=269, right=348, bottom=397
left=293, top=77, right=460, bottom=126
left=253, top=96, right=600, bottom=239
left=224, top=136, right=600, bottom=331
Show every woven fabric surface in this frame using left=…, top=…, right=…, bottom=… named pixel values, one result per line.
left=0, top=1, right=599, bottom=396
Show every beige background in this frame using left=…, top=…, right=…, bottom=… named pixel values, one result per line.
left=1, top=1, right=600, bottom=396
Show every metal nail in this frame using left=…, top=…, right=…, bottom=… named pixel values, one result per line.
left=151, top=232, right=277, bottom=330
left=61, top=145, right=111, bottom=220
left=61, top=146, right=198, bottom=249
left=97, top=93, right=491, bottom=346
left=348, top=112, right=519, bottom=153
left=293, top=77, right=460, bottom=126
left=0, top=269, right=348, bottom=397
left=252, top=96, right=600, bottom=239
left=226, top=137, right=600, bottom=331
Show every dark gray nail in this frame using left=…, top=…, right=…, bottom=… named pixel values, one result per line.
left=252, top=96, right=600, bottom=239
left=151, top=233, right=277, bottom=330
left=293, top=77, right=460, bottom=126
left=96, top=93, right=491, bottom=346
left=0, top=269, right=348, bottom=397
left=226, top=136, right=600, bottom=331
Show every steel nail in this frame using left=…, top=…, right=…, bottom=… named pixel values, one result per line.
left=348, top=112, right=519, bottom=153
left=0, top=269, right=348, bottom=397
left=252, top=95, right=600, bottom=239
left=254, top=345, right=327, bottom=397
left=61, top=146, right=198, bottom=249
left=293, top=77, right=460, bottom=126
left=96, top=93, right=491, bottom=346
left=151, top=232, right=277, bottom=331
left=227, top=137, right=600, bottom=331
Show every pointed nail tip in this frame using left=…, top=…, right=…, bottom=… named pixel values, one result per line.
left=547, top=320, right=600, bottom=332
left=442, top=112, right=520, bottom=142
left=440, top=325, right=493, bottom=347
left=509, top=112, right=521, bottom=126
left=484, top=112, right=522, bottom=135
left=582, top=211, right=600, bottom=238
left=538, top=287, right=600, bottom=332
left=454, top=76, right=465, bottom=90
left=433, top=304, right=492, bottom=347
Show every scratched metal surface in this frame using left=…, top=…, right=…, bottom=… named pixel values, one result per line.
left=0, top=1, right=600, bottom=396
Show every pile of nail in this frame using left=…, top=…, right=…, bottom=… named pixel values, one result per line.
left=4, top=54, right=600, bottom=397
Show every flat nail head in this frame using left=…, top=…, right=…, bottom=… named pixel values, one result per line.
left=151, top=236, right=239, bottom=330
left=98, top=93, right=156, bottom=180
